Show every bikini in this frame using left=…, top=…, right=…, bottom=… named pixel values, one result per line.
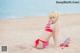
left=45, top=19, right=53, bottom=32
left=34, top=19, right=54, bottom=49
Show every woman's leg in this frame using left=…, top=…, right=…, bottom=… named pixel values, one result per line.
left=34, top=31, right=53, bottom=49
left=40, top=31, right=53, bottom=41
left=52, top=30, right=57, bottom=47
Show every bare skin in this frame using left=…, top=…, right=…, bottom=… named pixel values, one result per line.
left=36, top=12, right=60, bottom=48
left=40, top=16, right=59, bottom=45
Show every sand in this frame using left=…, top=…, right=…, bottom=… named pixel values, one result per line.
left=0, top=14, right=80, bottom=53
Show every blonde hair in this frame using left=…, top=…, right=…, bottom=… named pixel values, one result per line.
left=49, top=11, right=60, bottom=18
left=48, top=11, right=60, bottom=24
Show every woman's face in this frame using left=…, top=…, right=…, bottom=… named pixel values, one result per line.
left=50, top=16, right=58, bottom=24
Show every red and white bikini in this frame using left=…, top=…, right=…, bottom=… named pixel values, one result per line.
left=34, top=19, right=54, bottom=49
left=45, top=18, right=53, bottom=32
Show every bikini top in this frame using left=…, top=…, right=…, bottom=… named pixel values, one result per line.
left=45, top=19, right=53, bottom=29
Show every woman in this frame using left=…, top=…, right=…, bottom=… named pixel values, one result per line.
left=34, top=11, right=60, bottom=49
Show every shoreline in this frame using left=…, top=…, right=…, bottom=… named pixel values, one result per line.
left=0, top=13, right=80, bottom=20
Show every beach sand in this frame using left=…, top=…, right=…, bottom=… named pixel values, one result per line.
left=0, top=14, right=80, bottom=53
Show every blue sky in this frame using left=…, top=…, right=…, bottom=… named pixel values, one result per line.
left=0, top=0, right=80, bottom=18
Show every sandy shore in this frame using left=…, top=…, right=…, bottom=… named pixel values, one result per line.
left=0, top=14, right=80, bottom=53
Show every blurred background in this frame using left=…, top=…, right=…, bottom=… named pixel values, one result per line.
left=0, top=0, right=80, bottom=18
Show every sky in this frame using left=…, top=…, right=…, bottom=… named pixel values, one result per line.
left=0, top=0, right=80, bottom=18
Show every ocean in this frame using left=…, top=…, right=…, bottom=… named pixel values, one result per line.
left=0, top=0, right=80, bottom=18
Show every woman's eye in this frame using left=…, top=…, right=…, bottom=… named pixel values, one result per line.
left=50, top=17, right=54, bottom=18
left=53, top=17, right=55, bottom=18
left=52, top=17, right=55, bottom=19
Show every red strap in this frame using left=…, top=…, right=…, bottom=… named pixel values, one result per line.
left=45, top=29, right=53, bottom=32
